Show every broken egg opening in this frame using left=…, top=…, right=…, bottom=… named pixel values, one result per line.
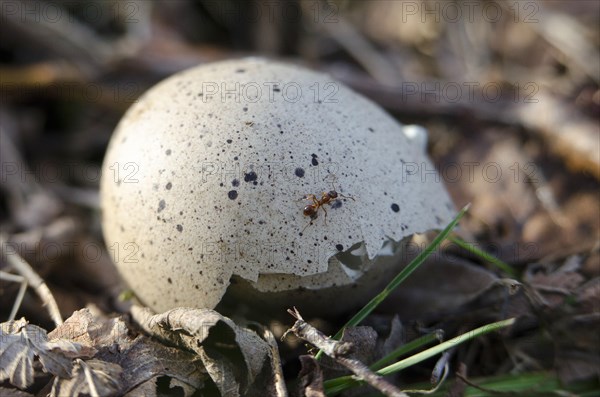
left=100, top=58, right=455, bottom=314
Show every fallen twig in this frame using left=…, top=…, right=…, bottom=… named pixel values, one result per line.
left=0, top=234, right=63, bottom=326
left=0, top=271, right=27, bottom=321
left=260, top=326, right=288, bottom=397
left=284, top=308, right=408, bottom=397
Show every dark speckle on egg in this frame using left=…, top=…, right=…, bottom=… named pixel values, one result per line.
left=176, top=224, right=183, bottom=232
left=166, top=182, right=172, bottom=190
left=244, top=171, right=257, bottom=182
left=228, top=190, right=238, bottom=200
left=391, top=203, right=400, bottom=213
left=336, top=244, right=344, bottom=251
left=232, top=179, right=240, bottom=187
left=295, top=168, right=305, bottom=177
left=157, top=199, right=166, bottom=212
left=311, top=153, right=319, bottom=166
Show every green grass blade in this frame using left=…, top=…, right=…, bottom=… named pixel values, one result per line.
left=323, top=331, right=443, bottom=390
left=325, top=317, right=515, bottom=395
left=376, top=318, right=514, bottom=376
left=370, top=330, right=443, bottom=371
left=409, top=371, right=599, bottom=397
left=448, top=235, right=517, bottom=278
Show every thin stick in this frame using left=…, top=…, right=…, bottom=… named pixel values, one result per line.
left=259, top=326, right=289, bottom=397
left=0, top=235, right=63, bottom=326
left=285, top=308, right=408, bottom=397
left=0, top=271, right=28, bottom=321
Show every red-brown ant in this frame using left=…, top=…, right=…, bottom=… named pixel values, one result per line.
left=300, top=178, right=354, bottom=233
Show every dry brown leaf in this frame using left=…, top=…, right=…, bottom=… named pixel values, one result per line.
left=129, top=375, right=206, bottom=397
left=123, top=377, right=157, bottom=397
left=0, top=386, right=34, bottom=397
left=383, top=255, right=498, bottom=319
left=51, top=308, right=208, bottom=395
left=169, top=377, right=200, bottom=397
left=109, top=336, right=207, bottom=395
left=50, top=358, right=122, bottom=397
left=131, top=306, right=273, bottom=396
left=377, top=316, right=404, bottom=362
left=320, top=326, right=378, bottom=378
left=552, top=312, right=600, bottom=383
left=576, top=278, right=600, bottom=313
left=524, top=258, right=586, bottom=308
left=49, top=308, right=129, bottom=352
left=298, top=355, right=325, bottom=397
left=0, top=318, right=85, bottom=389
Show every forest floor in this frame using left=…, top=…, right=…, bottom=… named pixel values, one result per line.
left=1, top=1, right=598, bottom=396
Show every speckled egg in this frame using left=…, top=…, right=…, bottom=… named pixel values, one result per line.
left=100, top=58, right=455, bottom=314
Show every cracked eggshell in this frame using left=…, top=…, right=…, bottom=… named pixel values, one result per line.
left=100, top=58, right=455, bottom=314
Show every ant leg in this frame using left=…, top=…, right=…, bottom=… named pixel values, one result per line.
left=299, top=194, right=316, bottom=202
left=322, top=205, right=328, bottom=226
left=328, top=179, right=354, bottom=201
left=323, top=174, right=337, bottom=184
left=301, top=219, right=313, bottom=234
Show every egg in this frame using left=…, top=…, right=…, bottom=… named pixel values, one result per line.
left=100, top=58, right=455, bottom=314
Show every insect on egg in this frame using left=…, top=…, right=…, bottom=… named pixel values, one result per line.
left=300, top=177, right=355, bottom=233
